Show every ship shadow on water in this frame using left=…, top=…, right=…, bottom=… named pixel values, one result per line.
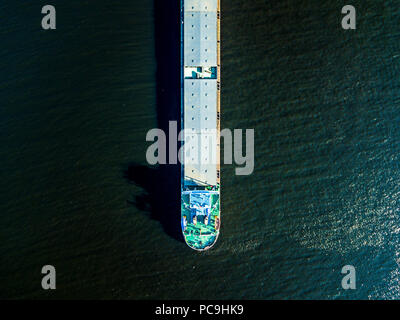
left=125, top=0, right=183, bottom=243
left=124, top=164, right=182, bottom=242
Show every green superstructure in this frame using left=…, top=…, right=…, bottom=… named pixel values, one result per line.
left=181, top=189, right=220, bottom=250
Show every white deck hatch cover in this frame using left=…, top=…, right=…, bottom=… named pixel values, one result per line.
left=184, top=0, right=217, bottom=66
left=184, top=0, right=217, bottom=12
left=183, top=79, right=217, bottom=186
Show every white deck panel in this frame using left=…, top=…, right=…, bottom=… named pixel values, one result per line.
left=184, top=79, right=217, bottom=131
left=184, top=12, right=217, bottom=66
left=183, top=132, right=217, bottom=186
left=183, top=79, right=217, bottom=186
left=184, top=0, right=218, bottom=12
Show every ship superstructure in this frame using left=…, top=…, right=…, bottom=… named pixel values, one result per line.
left=180, top=0, right=221, bottom=250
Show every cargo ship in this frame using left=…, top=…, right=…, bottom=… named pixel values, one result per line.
left=180, top=0, right=221, bottom=250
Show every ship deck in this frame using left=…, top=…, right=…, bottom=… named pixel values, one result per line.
left=181, top=0, right=221, bottom=251
left=181, top=191, right=220, bottom=250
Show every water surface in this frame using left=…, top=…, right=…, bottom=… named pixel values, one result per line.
left=0, top=0, right=399, bottom=299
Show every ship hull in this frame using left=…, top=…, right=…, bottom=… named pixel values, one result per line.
left=180, top=0, right=221, bottom=251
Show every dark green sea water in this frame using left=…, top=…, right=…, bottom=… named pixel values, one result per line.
left=1, top=0, right=400, bottom=299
